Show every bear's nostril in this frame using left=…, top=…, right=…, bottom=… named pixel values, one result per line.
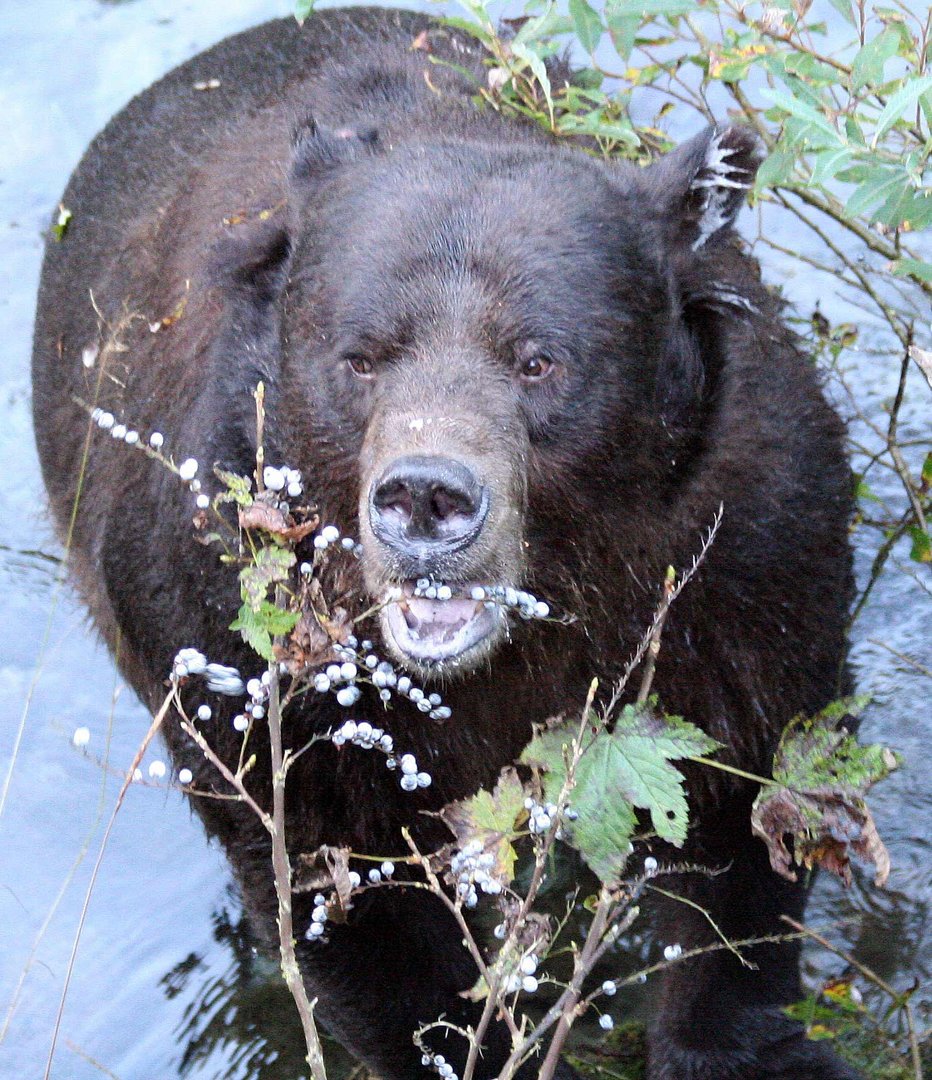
left=430, top=486, right=474, bottom=523
left=370, top=454, right=487, bottom=555
left=373, top=481, right=414, bottom=523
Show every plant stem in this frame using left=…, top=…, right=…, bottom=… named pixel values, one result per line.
left=267, top=664, right=328, bottom=1080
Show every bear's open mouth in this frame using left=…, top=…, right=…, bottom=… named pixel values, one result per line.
left=381, top=582, right=503, bottom=666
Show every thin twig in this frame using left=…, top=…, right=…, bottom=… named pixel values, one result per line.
left=43, top=691, right=173, bottom=1080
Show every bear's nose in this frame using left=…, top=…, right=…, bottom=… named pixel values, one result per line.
left=370, top=455, right=488, bottom=556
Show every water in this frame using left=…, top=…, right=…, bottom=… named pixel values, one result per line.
left=0, top=2, right=928, bottom=1077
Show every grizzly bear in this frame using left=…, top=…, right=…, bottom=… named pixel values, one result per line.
left=32, top=7, right=858, bottom=1079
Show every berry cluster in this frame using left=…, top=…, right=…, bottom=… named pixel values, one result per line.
left=304, top=862, right=397, bottom=943
left=262, top=464, right=303, bottom=499
left=523, top=798, right=578, bottom=836
left=449, top=839, right=503, bottom=908
left=411, top=579, right=551, bottom=622
left=503, top=951, right=542, bottom=995
left=330, top=718, right=433, bottom=792
left=420, top=1051, right=458, bottom=1080
left=311, top=637, right=451, bottom=721
left=471, top=583, right=550, bottom=621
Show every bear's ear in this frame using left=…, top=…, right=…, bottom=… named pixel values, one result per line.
left=211, top=220, right=293, bottom=306
left=653, top=125, right=764, bottom=251
left=290, top=111, right=382, bottom=188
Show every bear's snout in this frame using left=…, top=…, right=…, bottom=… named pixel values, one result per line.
left=369, top=454, right=489, bottom=560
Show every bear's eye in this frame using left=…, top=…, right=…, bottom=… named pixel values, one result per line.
left=515, top=354, right=554, bottom=383
left=345, top=354, right=374, bottom=378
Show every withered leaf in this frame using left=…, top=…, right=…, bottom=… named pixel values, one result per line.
left=751, top=699, right=897, bottom=887
left=238, top=502, right=318, bottom=541
left=275, top=610, right=337, bottom=673
left=294, top=845, right=354, bottom=921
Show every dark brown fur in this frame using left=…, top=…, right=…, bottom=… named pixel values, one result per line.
left=33, top=9, right=857, bottom=1079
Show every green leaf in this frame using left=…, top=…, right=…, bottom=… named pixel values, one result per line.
left=214, top=467, right=254, bottom=507
left=513, top=6, right=574, bottom=46
left=843, top=163, right=912, bottom=219
left=230, top=600, right=299, bottom=661
left=751, top=698, right=897, bottom=887
left=922, top=452, right=932, bottom=487
left=907, top=524, right=931, bottom=563
left=875, top=184, right=932, bottom=231
left=760, top=87, right=841, bottom=143
left=891, top=258, right=932, bottom=283
left=826, top=0, right=855, bottom=25
left=239, top=545, right=296, bottom=612
left=439, top=15, right=495, bottom=45
left=608, top=0, right=695, bottom=15
left=851, top=26, right=900, bottom=90
left=755, top=148, right=797, bottom=190
left=568, top=0, right=603, bottom=54
left=294, top=0, right=314, bottom=25
left=604, top=5, right=639, bottom=59
left=52, top=205, right=72, bottom=242
left=872, top=74, right=932, bottom=141
left=810, top=147, right=855, bottom=186
left=439, top=767, right=528, bottom=884
left=521, top=704, right=721, bottom=882
left=511, top=42, right=554, bottom=123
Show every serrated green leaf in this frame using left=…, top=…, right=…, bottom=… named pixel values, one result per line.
left=760, top=87, right=841, bottom=143
left=230, top=600, right=299, bottom=661
left=568, top=0, right=603, bottom=54
left=843, top=164, right=912, bottom=219
left=872, top=74, right=932, bottom=141
left=230, top=603, right=274, bottom=660
left=521, top=704, right=721, bottom=882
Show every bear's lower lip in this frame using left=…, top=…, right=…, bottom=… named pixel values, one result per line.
left=381, top=585, right=502, bottom=665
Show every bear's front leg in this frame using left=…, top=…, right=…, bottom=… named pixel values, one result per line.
left=293, top=881, right=578, bottom=1080
left=646, top=799, right=861, bottom=1080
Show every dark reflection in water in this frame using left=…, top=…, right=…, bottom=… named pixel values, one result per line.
left=162, top=889, right=363, bottom=1080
